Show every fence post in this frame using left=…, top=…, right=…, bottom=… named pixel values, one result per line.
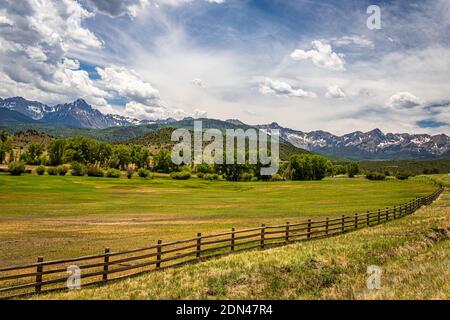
left=386, top=208, right=389, bottom=221
left=35, top=256, right=43, bottom=294
left=366, top=211, right=370, bottom=226
left=103, top=248, right=110, bottom=283
left=196, top=233, right=201, bottom=259
left=325, top=218, right=329, bottom=236
left=285, top=222, right=290, bottom=243
left=156, top=240, right=162, bottom=269
left=354, top=214, right=358, bottom=229
left=377, top=209, right=381, bottom=224
left=231, top=228, right=235, bottom=251
left=341, top=215, right=345, bottom=233
left=393, top=206, right=396, bottom=219
left=307, top=219, right=312, bottom=239
left=260, top=224, right=265, bottom=248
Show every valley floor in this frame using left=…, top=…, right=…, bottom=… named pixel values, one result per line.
left=0, top=174, right=435, bottom=266
left=37, top=186, right=449, bottom=300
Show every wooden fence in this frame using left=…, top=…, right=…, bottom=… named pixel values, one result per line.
left=0, top=186, right=444, bottom=299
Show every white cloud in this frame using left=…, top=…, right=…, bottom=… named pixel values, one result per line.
left=290, top=40, right=346, bottom=71
left=86, top=0, right=149, bottom=17
left=329, top=35, right=374, bottom=48
left=123, top=101, right=206, bottom=120
left=259, top=78, right=316, bottom=98
left=325, top=85, right=346, bottom=99
left=96, top=66, right=160, bottom=105
left=192, top=78, right=205, bottom=88
left=0, top=0, right=104, bottom=105
left=387, top=92, right=421, bottom=109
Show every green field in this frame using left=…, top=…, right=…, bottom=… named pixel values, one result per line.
left=38, top=187, right=449, bottom=300
left=0, top=173, right=437, bottom=267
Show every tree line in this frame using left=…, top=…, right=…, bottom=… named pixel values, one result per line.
left=1, top=131, right=365, bottom=181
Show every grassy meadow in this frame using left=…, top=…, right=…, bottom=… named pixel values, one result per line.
left=0, top=173, right=437, bottom=267
left=36, top=181, right=450, bottom=300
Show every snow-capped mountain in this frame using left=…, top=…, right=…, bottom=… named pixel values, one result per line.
left=0, top=97, right=143, bottom=129
left=256, top=122, right=450, bottom=160
left=0, top=96, right=56, bottom=120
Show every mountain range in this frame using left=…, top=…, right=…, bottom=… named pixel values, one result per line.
left=1, top=96, right=449, bottom=160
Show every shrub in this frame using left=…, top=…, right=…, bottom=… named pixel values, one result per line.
left=86, top=164, right=104, bottom=177
left=430, top=168, right=440, bottom=174
left=204, top=173, right=219, bottom=181
left=170, top=171, right=191, bottom=180
left=396, top=172, right=414, bottom=180
left=71, top=162, right=86, bottom=176
left=366, top=172, right=386, bottom=180
left=106, top=169, right=121, bottom=178
left=47, top=167, right=57, bottom=175
left=137, top=168, right=152, bottom=178
left=241, top=172, right=253, bottom=181
left=8, top=162, right=26, bottom=176
left=36, top=165, right=46, bottom=175
left=126, top=165, right=135, bottom=179
left=57, top=165, right=69, bottom=176
left=271, top=174, right=285, bottom=181
left=197, top=172, right=205, bottom=179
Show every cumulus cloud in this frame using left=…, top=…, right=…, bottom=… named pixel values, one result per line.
left=259, top=78, right=316, bottom=98
left=0, top=0, right=105, bottom=105
left=329, top=35, right=374, bottom=48
left=96, top=66, right=160, bottom=105
left=290, top=40, right=346, bottom=71
left=86, top=0, right=149, bottom=17
left=387, top=92, right=421, bottom=109
left=325, top=85, right=346, bottom=99
left=123, top=101, right=207, bottom=120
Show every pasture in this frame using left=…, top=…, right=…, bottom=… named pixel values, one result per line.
left=0, top=173, right=435, bottom=267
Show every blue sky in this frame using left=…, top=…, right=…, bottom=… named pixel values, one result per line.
left=0, top=0, right=449, bottom=135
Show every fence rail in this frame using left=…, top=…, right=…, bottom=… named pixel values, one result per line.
left=0, top=186, right=444, bottom=299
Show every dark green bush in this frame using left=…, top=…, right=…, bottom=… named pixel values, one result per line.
left=47, top=167, right=57, bottom=175
left=366, top=172, right=386, bottom=180
left=71, top=162, right=86, bottom=176
left=240, top=172, right=253, bottom=181
left=86, top=164, right=104, bottom=177
left=204, top=173, right=219, bottom=180
left=137, top=168, right=152, bottom=178
left=396, top=172, right=414, bottom=180
left=8, top=162, right=26, bottom=176
left=170, top=171, right=191, bottom=180
left=56, top=165, right=69, bottom=176
left=106, top=169, right=121, bottom=178
left=35, top=165, right=46, bottom=175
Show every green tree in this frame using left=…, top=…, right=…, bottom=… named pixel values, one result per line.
left=20, top=142, right=45, bottom=165
left=285, top=154, right=330, bottom=181
left=347, top=162, right=359, bottom=178
left=0, top=130, right=13, bottom=164
left=130, top=145, right=149, bottom=168
left=48, top=139, right=66, bottom=166
left=153, top=149, right=177, bottom=173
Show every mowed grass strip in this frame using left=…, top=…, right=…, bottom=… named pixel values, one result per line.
left=37, top=187, right=450, bottom=300
left=0, top=173, right=435, bottom=266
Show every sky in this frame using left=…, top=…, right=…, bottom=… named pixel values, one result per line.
left=0, top=0, right=449, bottom=135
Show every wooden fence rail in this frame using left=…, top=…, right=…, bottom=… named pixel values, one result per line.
left=0, top=186, right=444, bottom=300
